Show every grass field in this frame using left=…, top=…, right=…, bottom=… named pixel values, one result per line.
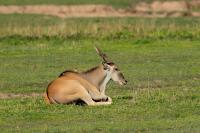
left=1, top=14, right=200, bottom=39
left=0, top=14, right=200, bottom=132
left=0, top=0, right=132, bottom=7
left=0, top=0, right=192, bottom=8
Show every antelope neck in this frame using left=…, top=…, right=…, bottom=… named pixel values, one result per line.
left=81, top=65, right=111, bottom=93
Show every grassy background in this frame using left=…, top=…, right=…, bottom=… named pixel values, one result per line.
left=0, top=0, right=133, bottom=7
left=0, top=14, right=200, bottom=39
left=0, top=14, right=200, bottom=132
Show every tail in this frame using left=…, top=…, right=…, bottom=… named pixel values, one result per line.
left=44, top=92, right=51, bottom=104
left=44, top=81, right=55, bottom=104
left=44, top=88, right=58, bottom=104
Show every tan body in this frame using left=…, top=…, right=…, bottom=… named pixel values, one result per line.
left=44, top=46, right=127, bottom=106
left=45, top=66, right=112, bottom=105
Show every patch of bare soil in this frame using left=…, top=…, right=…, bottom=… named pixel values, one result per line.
left=0, top=5, right=136, bottom=18
left=0, top=93, right=42, bottom=99
left=133, top=1, right=200, bottom=17
left=134, top=1, right=190, bottom=13
left=190, top=0, right=200, bottom=8
left=0, top=1, right=200, bottom=18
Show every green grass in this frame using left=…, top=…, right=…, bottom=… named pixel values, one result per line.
left=0, top=15, right=200, bottom=132
left=0, top=14, right=200, bottom=40
left=0, top=0, right=133, bottom=8
left=0, top=89, right=199, bottom=132
left=0, top=0, right=192, bottom=8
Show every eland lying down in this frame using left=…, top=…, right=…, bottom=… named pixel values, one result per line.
left=44, top=46, right=127, bottom=106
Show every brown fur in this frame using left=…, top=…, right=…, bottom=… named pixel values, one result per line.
left=45, top=71, right=111, bottom=106
left=59, top=70, right=78, bottom=77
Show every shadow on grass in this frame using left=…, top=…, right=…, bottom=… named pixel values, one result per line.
left=114, top=95, right=133, bottom=100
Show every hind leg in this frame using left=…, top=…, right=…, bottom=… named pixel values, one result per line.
left=53, top=93, right=81, bottom=104
left=49, top=89, right=112, bottom=105
left=53, top=87, right=111, bottom=105
left=48, top=83, right=84, bottom=104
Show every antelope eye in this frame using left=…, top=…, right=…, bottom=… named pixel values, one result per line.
left=115, top=68, right=119, bottom=71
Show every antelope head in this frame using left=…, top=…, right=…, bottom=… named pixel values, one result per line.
left=95, top=46, right=127, bottom=86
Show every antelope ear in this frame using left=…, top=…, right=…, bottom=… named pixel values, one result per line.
left=102, top=62, right=110, bottom=70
